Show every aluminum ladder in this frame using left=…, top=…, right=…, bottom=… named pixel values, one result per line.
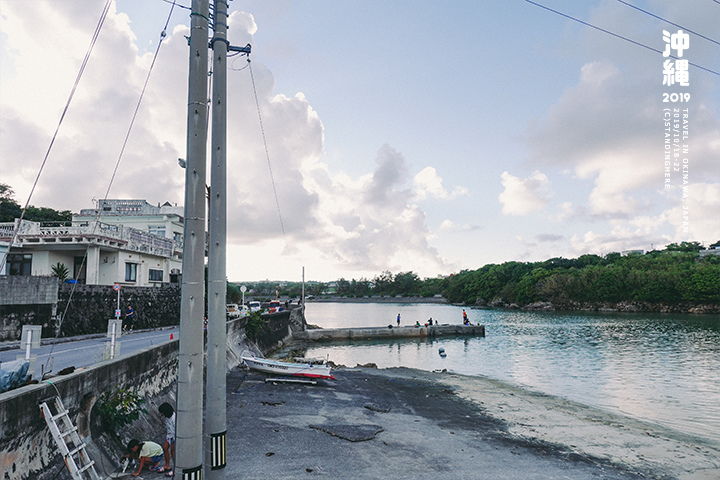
left=39, top=396, right=100, bottom=480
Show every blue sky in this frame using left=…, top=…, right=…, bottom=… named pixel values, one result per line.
left=1, top=1, right=718, bottom=281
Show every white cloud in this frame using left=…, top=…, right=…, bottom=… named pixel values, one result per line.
left=413, top=166, right=468, bottom=201
left=439, top=219, right=455, bottom=231
left=0, top=4, right=458, bottom=281
left=499, top=171, right=553, bottom=216
left=303, top=144, right=454, bottom=277
left=665, top=183, right=720, bottom=244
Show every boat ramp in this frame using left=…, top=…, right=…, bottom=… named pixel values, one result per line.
left=293, top=324, right=485, bottom=342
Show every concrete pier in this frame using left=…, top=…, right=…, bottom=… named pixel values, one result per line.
left=293, top=324, right=485, bottom=341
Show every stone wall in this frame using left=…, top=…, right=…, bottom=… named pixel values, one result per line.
left=0, top=277, right=59, bottom=306
left=0, top=277, right=181, bottom=341
left=0, top=277, right=59, bottom=342
left=57, top=283, right=181, bottom=337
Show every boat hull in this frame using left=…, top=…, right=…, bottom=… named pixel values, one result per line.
left=241, top=355, right=335, bottom=380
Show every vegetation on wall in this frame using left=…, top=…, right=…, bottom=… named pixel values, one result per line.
left=243, top=310, right=268, bottom=341
left=96, top=387, right=147, bottom=435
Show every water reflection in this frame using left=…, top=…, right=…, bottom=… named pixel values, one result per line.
left=302, top=302, right=720, bottom=442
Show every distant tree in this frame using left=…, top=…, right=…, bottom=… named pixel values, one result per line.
left=226, top=283, right=242, bottom=303
left=24, top=206, right=72, bottom=223
left=0, top=183, right=22, bottom=222
left=665, top=241, right=704, bottom=252
left=0, top=183, right=72, bottom=223
left=604, top=252, right=622, bottom=263
left=393, top=271, right=420, bottom=296
left=336, top=278, right=350, bottom=295
left=372, top=270, right=394, bottom=295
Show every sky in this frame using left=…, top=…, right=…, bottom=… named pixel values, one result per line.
left=1, top=0, right=719, bottom=282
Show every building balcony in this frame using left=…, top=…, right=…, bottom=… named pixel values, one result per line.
left=0, top=220, right=175, bottom=258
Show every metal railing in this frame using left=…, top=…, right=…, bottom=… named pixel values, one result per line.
left=0, top=220, right=176, bottom=258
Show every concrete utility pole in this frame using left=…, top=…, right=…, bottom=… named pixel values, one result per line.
left=206, top=0, right=229, bottom=476
left=176, top=0, right=210, bottom=478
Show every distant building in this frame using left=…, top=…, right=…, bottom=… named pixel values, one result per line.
left=324, top=281, right=338, bottom=294
left=621, top=249, right=644, bottom=256
left=699, top=246, right=720, bottom=258
left=0, top=199, right=184, bottom=286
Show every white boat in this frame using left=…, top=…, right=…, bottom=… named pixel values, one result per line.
left=241, top=353, right=335, bottom=380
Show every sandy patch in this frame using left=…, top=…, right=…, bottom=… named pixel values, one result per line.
left=433, top=371, right=720, bottom=480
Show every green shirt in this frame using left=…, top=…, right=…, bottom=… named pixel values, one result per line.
left=139, top=441, right=163, bottom=459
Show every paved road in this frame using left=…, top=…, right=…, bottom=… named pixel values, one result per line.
left=0, top=327, right=179, bottom=381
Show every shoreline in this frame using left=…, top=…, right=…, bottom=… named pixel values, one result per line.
left=307, top=296, right=719, bottom=314
left=226, top=364, right=720, bottom=480
left=404, top=367, right=720, bottom=480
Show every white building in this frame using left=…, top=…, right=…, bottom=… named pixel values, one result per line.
left=0, top=199, right=184, bottom=286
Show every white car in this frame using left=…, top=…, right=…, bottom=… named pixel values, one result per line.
left=226, top=304, right=241, bottom=318
left=248, top=301, right=262, bottom=312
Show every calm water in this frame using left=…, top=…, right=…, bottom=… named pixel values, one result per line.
left=301, top=302, right=720, bottom=443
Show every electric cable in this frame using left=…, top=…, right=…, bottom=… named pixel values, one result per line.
left=616, top=0, right=720, bottom=47
left=524, top=0, right=720, bottom=77
left=247, top=59, right=289, bottom=249
left=41, top=1, right=178, bottom=377
left=0, top=0, right=113, bottom=274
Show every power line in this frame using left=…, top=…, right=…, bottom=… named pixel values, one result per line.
left=160, top=0, right=190, bottom=9
left=0, top=0, right=113, bottom=275
left=43, top=1, right=178, bottom=376
left=247, top=59, right=289, bottom=249
left=103, top=1, right=177, bottom=202
left=524, top=0, right=720, bottom=77
left=616, top=0, right=720, bottom=47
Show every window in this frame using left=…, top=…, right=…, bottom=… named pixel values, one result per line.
left=148, top=226, right=166, bottom=238
left=125, top=263, right=137, bottom=282
left=149, top=269, right=163, bottom=282
left=7, top=254, right=32, bottom=276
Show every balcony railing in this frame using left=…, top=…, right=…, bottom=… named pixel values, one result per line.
left=0, top=220, right=175, bottom=258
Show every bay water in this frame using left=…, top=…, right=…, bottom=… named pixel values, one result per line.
left=301, top=302, right=720, bottom=443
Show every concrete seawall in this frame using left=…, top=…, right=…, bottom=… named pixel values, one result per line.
left=0, top=311, right=297, bottom=480
left=293, top=324, right=485, bottom=341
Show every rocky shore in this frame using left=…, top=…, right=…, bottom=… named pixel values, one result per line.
left=309, top=295, right=449, bottom=304
left=478, top=299, right=719, bottom=314
left=224, top=365, right=720, bottom=480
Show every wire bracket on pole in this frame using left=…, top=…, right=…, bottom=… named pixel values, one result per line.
left=229, top=43, right=251, bottom=54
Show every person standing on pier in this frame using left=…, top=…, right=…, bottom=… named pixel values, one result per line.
left=462, top=309, right=469, bottom=325
left=397, top=313, right=401, bottom=326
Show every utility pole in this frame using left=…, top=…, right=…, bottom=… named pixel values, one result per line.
left=206, top=0, right=229, bottom=476
left=176, top=0, right=209, bottom=478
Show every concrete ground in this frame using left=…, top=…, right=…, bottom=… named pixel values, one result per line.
left=113, top=365, right=720, bottom=480
left=221, top=366, right=685, bottom=480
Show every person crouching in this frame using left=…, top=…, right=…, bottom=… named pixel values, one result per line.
left=125, top=439, right=164, bottom=476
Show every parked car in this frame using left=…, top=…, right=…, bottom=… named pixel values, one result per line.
left=226, top=304, right=241, bottom=319
left=227, top=304, right=249, bottom=318
left=248, top=301, right=262, bottom=312
left=268, top=300, right=282, bottom=313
